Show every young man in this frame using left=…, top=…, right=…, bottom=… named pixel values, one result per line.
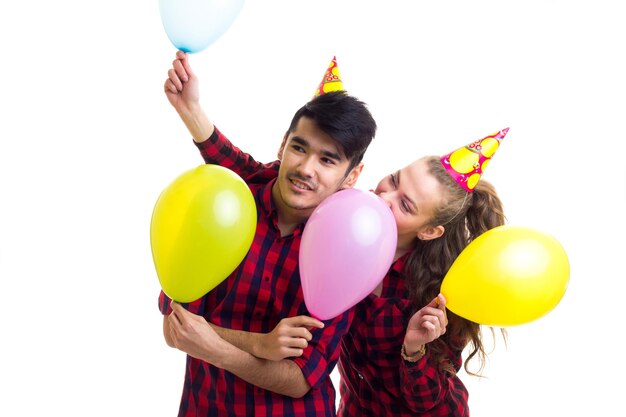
left=159, top=51, right=377, bottom=417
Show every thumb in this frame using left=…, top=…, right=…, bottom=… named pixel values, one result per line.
left=170, top=301, right=187, bottom=314
left=435, top=294, right=447, bottom=311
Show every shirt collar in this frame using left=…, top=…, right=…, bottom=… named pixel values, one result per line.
left=258, top=178, right=305, bottom=237
left=391, top=252, right=409, bottom=275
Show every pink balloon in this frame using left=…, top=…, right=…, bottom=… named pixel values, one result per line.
left=300, top=189, right=397, bottom=320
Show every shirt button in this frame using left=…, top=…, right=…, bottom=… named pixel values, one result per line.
left=255, top=312, right=261, bottom=317
left=358, top=373, right=364, bottom=380
left=264, top=276, right=270, bottom=282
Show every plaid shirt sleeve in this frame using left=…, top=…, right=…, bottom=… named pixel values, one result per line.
left=292, top=308, right=355, bottom=390
left=194, top=126, right=279, bottom=182
left=398, top=349, right=469, bottom=416
left=158, top=291, right=208, bottom=316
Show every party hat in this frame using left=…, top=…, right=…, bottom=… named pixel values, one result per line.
left=313, top=56, right=344, bottom=97
left=440, top=128, right=509, bottom=192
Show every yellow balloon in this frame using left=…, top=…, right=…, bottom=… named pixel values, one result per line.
left=441, top=225, right=570, bottom=326
left=150, top=164, right=257, bottom=302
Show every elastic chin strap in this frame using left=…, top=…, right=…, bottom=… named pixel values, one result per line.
left=443, top=191, right=471, bottom=226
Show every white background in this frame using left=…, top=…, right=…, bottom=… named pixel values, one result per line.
left=1, top=1, right=625, bottom=415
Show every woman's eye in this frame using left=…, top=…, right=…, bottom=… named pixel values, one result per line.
left=390, top=174, right=397, bottom=188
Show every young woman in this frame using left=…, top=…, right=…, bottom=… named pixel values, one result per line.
left=336, top=151, right=507, bottom=417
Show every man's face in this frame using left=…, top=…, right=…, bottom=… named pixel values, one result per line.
left=274, top=116, right=360, bottom=219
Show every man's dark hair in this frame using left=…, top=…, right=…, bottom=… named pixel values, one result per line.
left=286, top=91, right=377, bottom=171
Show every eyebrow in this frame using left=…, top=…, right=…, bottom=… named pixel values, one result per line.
left=292, top=136, right=342, bottom=161
left=397, top=170, right=418, bottom=213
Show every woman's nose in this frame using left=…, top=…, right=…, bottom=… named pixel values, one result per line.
left=377, top=191, right=393, bottom=208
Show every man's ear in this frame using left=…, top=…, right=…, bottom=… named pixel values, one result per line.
left=416, top=225, right=445, bottom=241
left=277, top=134, right=288, bottom=160
left=341, top=162, right=364, bottom=189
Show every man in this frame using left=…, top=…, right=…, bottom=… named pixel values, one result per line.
left=159, top=51, right=377, bottom=416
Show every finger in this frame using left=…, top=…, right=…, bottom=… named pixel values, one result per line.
left=421, top=315, right=445, bottom=336
left=179, top=51, right=195, bottom=78
left=170, top=302, right=190, bottom=322
left=168, top=309, right=182, bottom=328
left=420, top=306, right=443, bottom=318
left=172, top=58, right=188, bottom=83
left=436, top=294, right=447, bottom=310
left=426, top=296, right=441, bottom=309
left=421, top=319, right=436, bottom=332
left=282, top=336, right=308, bottom=349
left=164, top=79, right=179, bottom=95
left=289, top=327, right=313, bottom=342
left=289, top=316, right=325, bottom=329
left=167, top=68, right=183, bottom=92
left=170, top=300, right=182, bottom=311
left=282, top=326, right=313, bottom=341
left=436, top=294, right=448, bottom=327
left=281, top=347, right=305, bottom=358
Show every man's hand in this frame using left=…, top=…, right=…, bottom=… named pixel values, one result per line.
left=255, top=316, right=324, bottom=361
left=168, top=301, right=228, bottom=365
left=164, top=50, right=200, bottom=115
left=162, top=50, right=213, bottom=142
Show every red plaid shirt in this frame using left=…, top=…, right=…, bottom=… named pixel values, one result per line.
left=159, top=127, right=354, bottom=417
left=337, top=255, right=469, bottom=416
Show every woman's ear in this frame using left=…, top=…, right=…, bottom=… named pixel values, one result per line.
left=417, top=225, right=445, bottom=241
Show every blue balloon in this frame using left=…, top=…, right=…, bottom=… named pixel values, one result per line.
left=159, top=0, right=246, bottom=53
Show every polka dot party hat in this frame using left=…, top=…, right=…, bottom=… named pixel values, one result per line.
left=440, top=128, right=509, bottom=192
left=313, top=56, right=344, bottom=97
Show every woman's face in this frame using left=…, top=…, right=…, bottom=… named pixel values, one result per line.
left=374, top=157, right=444, bottom=244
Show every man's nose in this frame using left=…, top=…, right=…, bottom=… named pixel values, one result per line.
left=297, top=156, right=316, bottom=177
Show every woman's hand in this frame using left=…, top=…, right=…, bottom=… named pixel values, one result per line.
left=403, top=294, right=448, bottom=355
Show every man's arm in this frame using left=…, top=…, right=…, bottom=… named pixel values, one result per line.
left=163, top=316, right=175, bottom=348
left=166, top=302, right=311, bottom=398
left=164, top=51, right=275, bottom=181
left=164, top=50, right=214, bottom=143
left=210, top=316, right=324, bottom=361
left=164, top=310, right=323, bottom=362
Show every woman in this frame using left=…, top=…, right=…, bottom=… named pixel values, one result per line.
left=336, top=146, right=507, bottom=417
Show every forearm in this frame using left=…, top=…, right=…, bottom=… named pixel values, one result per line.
left=163, top=317, right=175, bottom=348
left=210, top=323, right=262, bottom=357
left=177, top=102, right=214, bottom=143
left=210, top=341, right=311, bottom=398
